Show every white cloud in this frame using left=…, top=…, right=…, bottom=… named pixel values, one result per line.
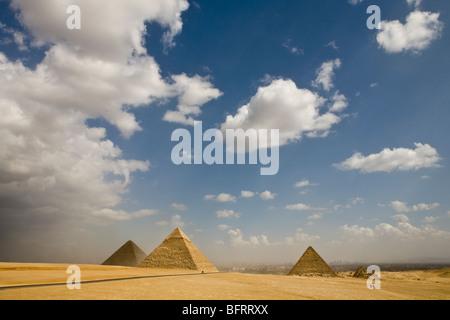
left=285, top=228, right=320, bottom=245
left=260, top=190, right=277, bottom=200
left=307, top=213, right=323, bottom=220
left=334, top=143, right=441, bottom=173
left=216, top=193, right=237, bottom=203
left=11, top=0, right=190, bottom=58
left=312, top=58, right=341, bottom=91
left=348, top=0, right=363, bottom=5
left=227, top=229, right=270, bottom=247
left=342, top=221, right=450, bottom=241
left=285, top=203, right=312, bottom=211
left=163, top=73, right=223, bottom=125
left=204, top=193, right=237, bottom=203
left=341, top=224, right=375, bottom=239
left=240, top=190, right=255, bottom=198
left=285, top=203, right=325, bottom=211
left=221, top=78, right=343, bottom=148
left=389, top=201, right=440, bottom=213
left=171, top=203, right=187, bottom=211
left=377, top=10, right=443, bottom=54
left=215, top=209, right=240, bottom=218
left=329, top=91, right=348, bottom=112
left=294, top=179, right=312, bottom=188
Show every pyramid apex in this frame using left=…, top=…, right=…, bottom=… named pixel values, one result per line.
left=167, top=227, right=190, bottom=241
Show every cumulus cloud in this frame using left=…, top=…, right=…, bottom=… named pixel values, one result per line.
left=389, top=201, right=440, bottom=213
left=294, top=179, right=311, bottom=188
left=377, top=10, right=443, bottom=54
left=227, top=228, right=270, bottom=247
left=163, top=74, right=223, bottom=125
left=240, top=190, right=255, bottom=198
left=10, top=0, right=190, bottom=59
left=205, top=193, right=237, bottom=203
left=312, top=59, right=341, bottom=91
left=334, top=143, right=441, bottom=173
left=341, top=221, right=450, bottom=242
left=221, top=78, right=344, bottom=148
left=285, top=203, right=325, bottom=211
left=285, top=228, right=320, bottom=245
left=329, top=91, right=348, bottom=112
left=260, top=190, right=277, bottom=200
left=215, top=209, right=240, bottom=218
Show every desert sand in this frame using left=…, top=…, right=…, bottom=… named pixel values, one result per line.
left=0, top=262, right=449, bottom=300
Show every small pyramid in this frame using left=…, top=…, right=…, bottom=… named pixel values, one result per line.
left=288, top=246, right=336, bottom=277
left=138, top=228, right=218, bottom=272
left=102, top=240, right=147, bottom=267
left=353, top=266, right=370, bottom=279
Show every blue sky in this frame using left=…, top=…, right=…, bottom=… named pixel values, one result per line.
left=0, top=0, right=449, bottom=265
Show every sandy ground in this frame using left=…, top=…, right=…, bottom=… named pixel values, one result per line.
left=0, top=262, right=449, bottom=300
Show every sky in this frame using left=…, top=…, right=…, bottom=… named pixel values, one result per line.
left=1, top=0, right=450, bottom=266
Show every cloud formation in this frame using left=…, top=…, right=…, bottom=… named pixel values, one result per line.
left=312, top=59, right=341, bottom=91
left=221, top=77, right=345, bottom=147
left=377, top=10, right=443, bottom=54
left=334, top=143, right=441, bottom=173
left=389, top=201, right=440, bottom=213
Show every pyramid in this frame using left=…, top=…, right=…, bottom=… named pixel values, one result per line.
left=102, top=240, right=147, bottom=267
left=138, top=228, right=218, bottom=272
left=353, top=266, right=370, bottom=279
left=288, top=246, right=336, bottom=277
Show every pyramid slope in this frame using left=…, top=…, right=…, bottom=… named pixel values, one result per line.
left=288, top=246, right=336, bottom=276
left=138, top=228, right=218, bottom=272
left=102, top=240, right=147, bottom=267
left=353, top=266, right=370, bottom=279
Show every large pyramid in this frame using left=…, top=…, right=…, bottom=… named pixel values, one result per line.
left=138, top=228, right=218, bottom=272
left=353, top=266, right=370, bottom=279
left=288, top=246, right=336, bottom=277
left=102, top=240, right=147, bottom=267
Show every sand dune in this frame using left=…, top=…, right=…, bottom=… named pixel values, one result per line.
left=0, top=263, right=449, bottom=300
